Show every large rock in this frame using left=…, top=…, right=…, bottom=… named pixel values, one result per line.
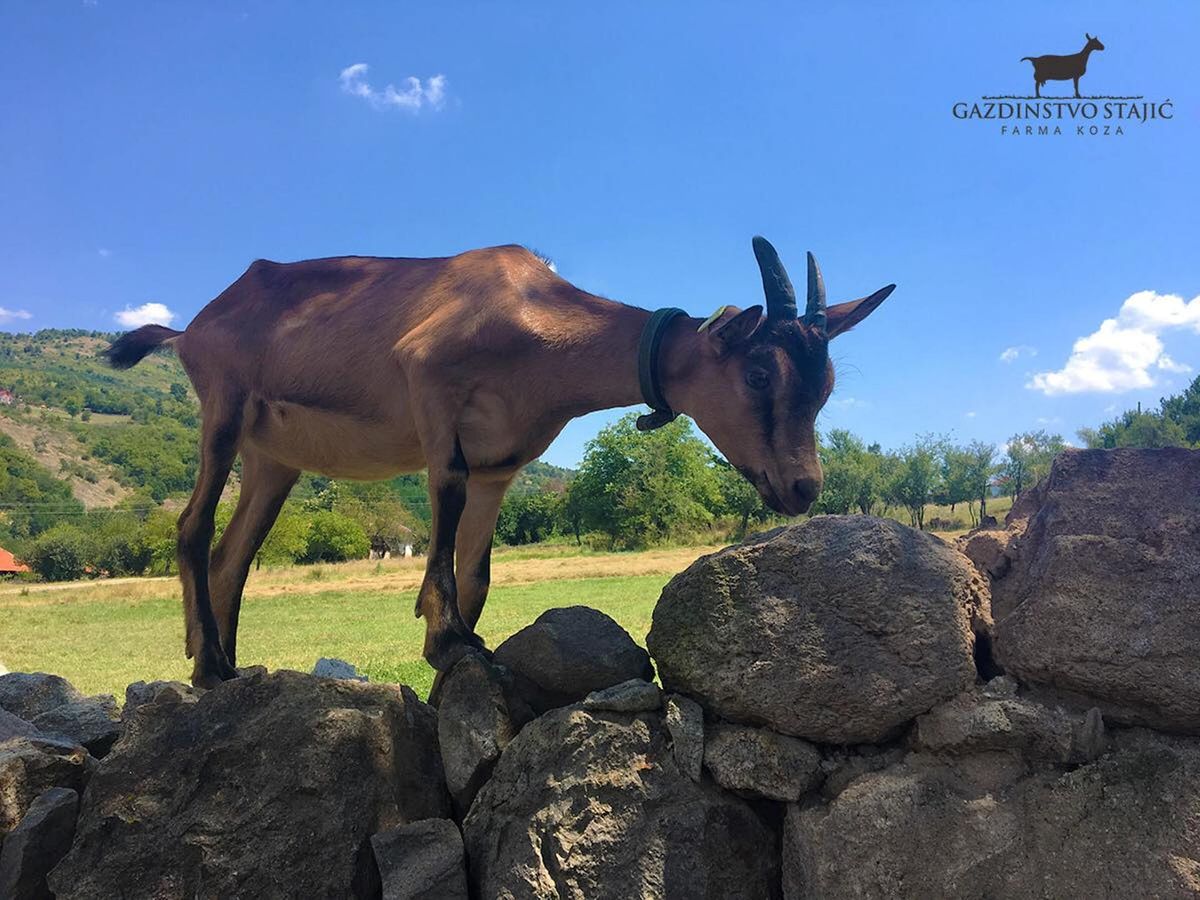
left=664, top=695, right=704, bottom=783
left=0, top=736, right=94, bottom=839
left=371, top=818, right=467, bottom=900
left=463, top=705, right=779, bottom=899
left=913, top=687, right=1106, bottom=764
left=50, top=670, right=450, bottom=899
left=0, top=709, right=40, bottom=744
left=648, top=517, right=989, bottom=744
left=703, top=722, right=822, bottom=802
left=494, top=606, right=655, bottom=714
left=0, top=787, right=78, bottom=900
left=992, top=448, right=1200, bottom=733
left=0, top=674, right=83, bottom=723
left=30, top=696, right=120, bottom=758
left=784, top=729, right=1200, bottom=899
left=437, top=654, right=522, bottom=817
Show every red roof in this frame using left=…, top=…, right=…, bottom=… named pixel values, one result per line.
left=0, top=547, right=30, bottom=574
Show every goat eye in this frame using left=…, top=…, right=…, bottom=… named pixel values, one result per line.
left=745, top=369, right=770, bottom=390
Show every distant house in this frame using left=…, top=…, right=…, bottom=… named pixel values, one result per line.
left=0, top=388, right=15, bottom=406
left=0, top=547, right=30, bottom=575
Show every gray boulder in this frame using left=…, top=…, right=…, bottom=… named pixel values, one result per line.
left=664, top=694, right=704, bottom=782
left=0, top=736, right=94, bottom=838
left=703, top=721, right=822, bottom=802
left=463, top=705, right=779, bottom=899
left=992, top=448, right=1200, bottom=733
left=436, top=654, right=523, bottom=817
left=49, top=670, right=450, bottom=899
left=0, top=673, right=82, bottom=723
left=649, top=517, right=989, bottom=744
left=313, top=657, right=369, bottom=682
left=494, top=606, right=654, bottom=714
left=371, top=818, right=467, bottom=900
left=913, top=688, right=1106, bottom=764
left=30, top=696, right=120, bottom=758
left=0, top=709, right=40, bottom=744
left=122, top=680, right=197, bottom=723
left=582, top=679, right=662, bottom=713
left=784, top=729, right=1200, bottom=899
left=0, top=787, right=78, bottom=900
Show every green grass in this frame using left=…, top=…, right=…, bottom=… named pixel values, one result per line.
left=0, top=574, right=670, bottom=702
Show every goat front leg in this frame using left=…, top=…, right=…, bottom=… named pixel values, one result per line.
left=417, top=437, right=487, bottom=671
left=1073, top=76, right=1081, bottom=98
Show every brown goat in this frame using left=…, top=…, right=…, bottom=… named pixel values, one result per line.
left=108, top=238, right=894, bottom=688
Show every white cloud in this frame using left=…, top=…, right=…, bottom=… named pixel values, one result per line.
left=1028, top=290, right=1200, bottom=395
left=0, top=307, right=32, bottom=324
left=964, top=410, right=977, bottom=418
left=1000, top=345, right=1036, bottom=363
left=339, top=64, right=447, bottom=113
left=115, top=302, right=175, bottom=328
left=829, top=395, right=869, bottom=410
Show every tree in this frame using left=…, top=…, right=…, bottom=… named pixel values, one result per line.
left=256, top=507, right=311, bottom=568
left=713, top=458, right=771, bottom=538
left=813, top=429, right=884, bottom=517
left=1079, top=410, right=1188, bottom=450
left=496, top=490, right=561, bottom=545
left=1000, top=430, right=1066, bottom=498
left=25, top=525, right=88, bottom=581
left=302, top=510, right=369, bottom=563
left=568, top=414, right=720, bottom=549
left=885, top=436, right=943, bottom=530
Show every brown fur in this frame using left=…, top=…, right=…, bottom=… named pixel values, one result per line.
left=111, top=244, right=892, bottom=687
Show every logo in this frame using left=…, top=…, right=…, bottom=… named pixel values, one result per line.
left=952, top=32, right=1173, bottom=137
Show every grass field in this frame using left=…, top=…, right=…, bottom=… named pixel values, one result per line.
left=0, top=544, right=719, bottom=701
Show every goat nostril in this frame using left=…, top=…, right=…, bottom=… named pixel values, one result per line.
left=793, top=479, right=822, bottom=504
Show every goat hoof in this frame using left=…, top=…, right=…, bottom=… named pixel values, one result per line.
left=424, top=629, right=487, bottom=673
left=191, top=649, right=240, bottom=690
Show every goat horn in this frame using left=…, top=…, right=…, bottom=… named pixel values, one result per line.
left=805, top=251, right=827, bottom=333
left=752, top=236, right=797, bottom=321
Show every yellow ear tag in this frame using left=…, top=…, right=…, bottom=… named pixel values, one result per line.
left=697, top=305, right=729, bottom=333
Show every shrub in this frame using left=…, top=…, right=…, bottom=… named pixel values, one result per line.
left=302, top=510, right=369, bottom=563
left=25, top=525, right=89, bottom=581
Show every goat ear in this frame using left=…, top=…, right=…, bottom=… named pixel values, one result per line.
left=826, top=285, right=895, bottom=339
left=707, top=305, right=763, bottom=354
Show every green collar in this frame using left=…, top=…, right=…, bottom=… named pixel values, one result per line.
left=635, top=307, right=687, bottom=431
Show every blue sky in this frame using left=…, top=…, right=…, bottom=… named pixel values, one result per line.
left=1, top=1, right=1197, bottom=467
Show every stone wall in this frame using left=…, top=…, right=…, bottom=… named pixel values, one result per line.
left=1, top=447, right=1197, bottom=898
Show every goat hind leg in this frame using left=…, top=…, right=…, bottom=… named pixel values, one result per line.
left=208, top=448, right=299, bottom=667
left=178, top=401, right=243, bottom=688
left=417, top=440, right=485, bottom=671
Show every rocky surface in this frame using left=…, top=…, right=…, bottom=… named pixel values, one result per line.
left=0, top=786, right=78, bottom=900
left=582, top=678, right=662, bottom=713
left=436, top=654, right=522, bottom=817
left=371, top=818, right=467, bottom=900
left=29, top=696, right=120, bottom=758
left=313, top=657, right=369, bottom=682
left=992, top=448, right=1200, bottom=734
left=664, top=694, right=704, bottom=783
left=49, top=670, right=449, bottom=899
left=0, top=736, right=94, bottom=838
left=703, top=721, right=822, bottom=802
left=463, top=705, right=779, bottom=899
left=912, top=686, right=1106, bottom=764
left=0, top=709, right=40, bottom=743
left=649, top=516, right=989, bottom=743
left=494, top=606, right=655, bottom=714
left=0, top=673, right=83, bottom=723
left=785, top=729, right=1200, bottom=899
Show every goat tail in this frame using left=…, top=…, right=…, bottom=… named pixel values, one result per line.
left=106, top=324, right=183, bottom=369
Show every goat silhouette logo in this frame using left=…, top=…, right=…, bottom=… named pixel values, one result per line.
left=1021, top=33, right=1104, bottom=99
left=951, top=31, right=1173, bottom=137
